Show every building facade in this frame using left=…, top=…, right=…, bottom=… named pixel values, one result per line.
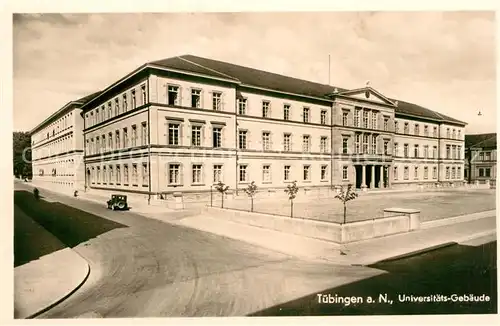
left=30, top=92, right=101, bottom=192
left=33, top=55, right=468, bottom=200
left=465, top=133, right=496, bottom=184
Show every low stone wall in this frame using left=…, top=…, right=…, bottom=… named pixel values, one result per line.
left=204, top=206, right=417, bottom=243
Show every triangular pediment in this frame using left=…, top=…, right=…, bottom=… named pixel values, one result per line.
left=338, top=87, right=397, bottom=106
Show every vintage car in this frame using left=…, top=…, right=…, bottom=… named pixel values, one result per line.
left=107, top=194, right=128, bottom=210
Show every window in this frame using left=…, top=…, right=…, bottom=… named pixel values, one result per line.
left=213, top=165, right=222, bottom=183
left=283, top=104, right=290, bottom=120
left=303, top=165, right=311, bottom=181
left=284, top=165, right=291, bottom=181
left=479, top=152, right=484, bottom=161
left=451, top=167, right=456, bottom=179
left=363, top=111, right=369, bottom=128
left=414, top=166, right=419, bottom=180
left=423, top=145, right=429, bottom=158
left=123, top=128, right=128, bottom=148
left=479, top=168, right=484, bottom=177
left=355, top=134, right=361, bottom=154
left=97, top=167, right=101, bottom=183
left=371, top=111, right=377, bottom=129
left=191, top=126, right=202, bottom=147
left=108, top=132, right=113, bottom=150
left=131, top=90, right=136, bottom=109
left=302, top=135, right=310, bottom=152
left=446, top=145, right=451, bottom=159
left=90, top=112, right=94, bottom=126
left=123, top=94, right=128, bottom=112
left=102, top=135, right=106, bottom=152
left=320, top=136, right=328, bottom=153
left=109, top=166, right=114, bottom=184
left=115, top=98, right=120, bottom=116
left=342, top=111, right=349, bottom=126
left=124, top=164, right=129, bottom=184
left=115, top=130, right=120, bottom=149
left=394, top=121, right=399, bottom=133
left=414, top=145, right=419, bottom=158
left=191, top=89, right=201, bottom=108
left=96, top=136, right=100, bottom=153
left=132, top=164, right=138, bottom=185
left=262, top=101, right=270, bottom=118
left=141, top=122, right=148, bottom=145
left=371, top=135, right=377, bottom=154
left=212, top=92, right=222, bottom=111
left=283, top=133, right=291, bottom=152
left=321, top=165, right=328, bottom=180
left=404, top=144, right=409, bottom=158
left=262, top=165, right=271, bottom=182
left=169, top=164, right=181, bottom=185
left=394, top=166, right=398, bottom=180
left=452, top=129, right=456, bottom=139
left=433, top=146, right=437, bottom=159
left=457, top=167, right=461, bottom=179
left=116, top=165, right=121, bottom=184
left=383, top=116, right=389, bottom=131
left=213, top=127, right=222, bottom=148
left=342, top=166, right=348, bottom=180
left=107, top=102, right=112, bottom=118
left=303, top=107, right=310, bottom=123
left=131, top=125, right=137, bottom=147
left=262, top=132, right=271, bottom=151
left=458, top=130, right=461, bottom=139
left=485, top=168, right=491, bottom=177
left=424, top=125, right=428, bottom=137
left=354, top=108, right=361, bottom=127
left=384, top=140, right=389, bottom=155
left=404, top=166, right=409, bottom=180
left=485, top=151, right=490, bottom=161
left=320, top=110, right=327, bottom=125
left=238, top=98, right=247, bottom=115
left=192, top=164, right=202, bottom=184
left=362, top=134, right=369, bottom=154
left=458, top=146, right=462, bottom=159
left=238, top=130, right=247, bottom=149
left=394, top=142, right=399, bottom=156
left=239, top=165, right=247, bottom=182
left=433, top=166, right=437, bottom=179
left=168, top=85, right=179, bottom=106
left=414, top=124, right=420, bottom=135
left=446, top=128, right=450, bottom=138
left=452, top=145, right=456, bottom=159
left=141, top=85, right=147, bottom=105
left=404, top=122, right=409, bottom=134
left=446, top=167, right=450, bottom=179
left=424, top=166, right=428, bottom=179
left=342, top=137, right=348, bottom=154
left=103, top=166, right=107, bottom=183
left=168, top=123, right=180, bottom=145
left=101, top=106, right=105, bottom=122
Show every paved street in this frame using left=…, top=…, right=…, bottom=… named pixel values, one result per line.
left=14, top=182, right=383, bottom=317
left=251, top=238, right=497, bottom=315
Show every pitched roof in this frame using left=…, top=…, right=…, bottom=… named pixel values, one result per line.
left=149, top=54, right=465, bottom=125
left=465, top=133, right=497, bottom=149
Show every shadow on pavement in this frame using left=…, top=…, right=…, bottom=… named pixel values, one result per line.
left=14, top=190, right=127, bottom=249
left=250, top=241, right=497, bottom=316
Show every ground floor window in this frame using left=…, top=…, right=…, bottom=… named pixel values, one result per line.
left=284, top=165, right=290, bottom=181
left=321, top=165, right=328, bottom=181
left=132, top=164, right=138, bottom=185
left=116, top=165, right=121, bottom=184
left=262, top=165, right=271, bottom=183
left=169, top=164, right=181, bottom=185
left=109, top=165, right=113, bottom=184
left=239, top=165, right=247, bottom=182
left=424, top=166, right=428, bottom=179
left=451, top=167, right=456, bottom=179
left=393, top=166, right=398, bottom=180
left=485, top=168, right=491, bottom=178
left=213, top=164, right=222, bottom=183
left=192, top=164, right=202, bottom=184
left=142, top=163, right=149, bottom=186
left=446, top=167, right=450, bottom=179
left=342, top=166, right=348, bottom=180
left=303, top=165, right=311, bottom=181
left=124, top=164, right=129, bottom=184
left=414, top=166, right=418, bottom=180
left=433, top=167, right=437, bottom=179
left=403, top=166, right=409, bottom=180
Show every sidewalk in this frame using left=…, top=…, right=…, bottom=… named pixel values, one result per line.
left=14, top=206, right=90, bottom=319
left=173, top=211, right=496, bottom=266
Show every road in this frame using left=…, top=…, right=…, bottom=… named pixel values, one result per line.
left=251, top=238, right=497, bottom=315
left=14, top=182, right=383, bottom=317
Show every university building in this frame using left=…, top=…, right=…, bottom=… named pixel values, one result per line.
left=464, top=133, right=496, bottom=184
left=30, top=92, right=101, bottom=191
left=31, top=55, right=467, bottom=199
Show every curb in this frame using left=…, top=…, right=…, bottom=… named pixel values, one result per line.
left=26, top=258, right=91, bottom=319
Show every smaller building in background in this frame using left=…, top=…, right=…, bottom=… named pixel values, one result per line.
left=464, top=133, right=496, bottom=185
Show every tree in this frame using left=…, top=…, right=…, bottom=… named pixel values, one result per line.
left=244, top=181, right=258, bottom=212
left=13, top=131, right=32, bottom=178
left=284, top=181, right=299, bottom=218
left=334, top=184, right=358, bottom=224
left=215, top=181, right=230, bottom=208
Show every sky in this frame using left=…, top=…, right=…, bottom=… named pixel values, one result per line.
left=13, top=11, right=496, bottom=134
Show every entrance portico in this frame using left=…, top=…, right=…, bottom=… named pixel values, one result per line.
left=355, top=164, right=391, bottom=190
